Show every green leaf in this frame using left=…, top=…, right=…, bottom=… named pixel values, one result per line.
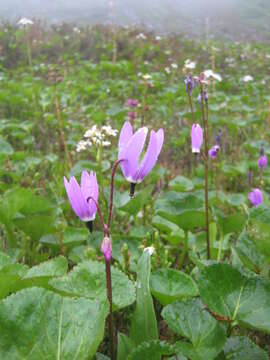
left=50, top=260, right=135, bottom=310
left=0, top=287, right=108, bottom=359
left=117, top=333, right=134, bottom=360
left=235, top=231, right=266, bottom=273
left=224, top=336, right=268, bottom=360
left=162, top=299, right=227, bottom=360
left=198, top=263, right=270, bottom=333
left=169, top=176, right=194, bottom=192
left=150, top=268, right=198, bottom=305
left=0, top=139, right=14, bottom=155
left=130, top=250, right=158, bottom=347
left=248, top=205, right=270, bottom=259
left=127, top=340, right=175, bottom=360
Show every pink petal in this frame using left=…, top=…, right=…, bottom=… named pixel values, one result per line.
left=118, top=121, right=133, bottom=158
left=120, top=127, right=148, bottom=181
left=133, top=130, right=159, bottom=182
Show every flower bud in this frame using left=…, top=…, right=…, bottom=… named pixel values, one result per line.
left=101, top=236, right=112, bottom=261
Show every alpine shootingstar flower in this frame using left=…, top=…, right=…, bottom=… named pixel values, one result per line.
left=209, top=145, right=220, bottom=159
left=258, top=150, right=267, bottom=169
left=118, top=121, right=164, bottom=196
left=191, top=124, right=203, bottom=153
left=248, top=188, right=262, bottom=207
left=101, top=236, right=112, bottom=261
left=127, top=99, right=139, bottom=108
left=64, top=171, right=99, bottom=231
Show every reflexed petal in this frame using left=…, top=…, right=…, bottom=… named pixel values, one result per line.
left=120, top=127, right=148, bottom=181
left=80, top=170, right=98, bottom=217
left=64, top=176, right=92, bottom=221
left=133, top=130, right=159, bottom=182
left=118, top=121, right=133, bottom=157
left=155, top=128, right=164, bottom=155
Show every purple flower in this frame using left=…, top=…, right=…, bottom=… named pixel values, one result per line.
left=248, top=188, right=262, bottom=207
left=64, top=170, right=99, bottom=222
left=101, top=236, right=112, bottom=261
left=127, top=99, right=139, bottom=108
left=118, top=121, right=164, bottom=193
left=258, top=155, right=267, bottom=169
left=185, top=76, right=196, bottom=96
left=197, top=91, right=208, bottom=103
left=191, top=124, right=203, bottom=153
left=209, top=145, right=220, bottom=158
left=128, top=111, right=137, bottom=120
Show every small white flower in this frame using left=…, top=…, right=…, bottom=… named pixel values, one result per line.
left=261, top=79, right=266, bottom=85
left=102, top=125, right=118, bottom=137
left=73, top=27, right=80, bottom=34
left=76, top=140, right=91, bottom=152
left=171, top=63, right=178, bottom=69
left=165, top=67, right=171, bottom=74
left=144, top=61, right=149, bottom=65
left=155, top=35, right=162, bottom=41
left=102, top=141, right=111, bottom=147
left=136, top=33, right=147, bottom=40
left=144, top=246, right=155, bottom=256
left=242, top=75, right=254, bottom=82
left=17, top=18, right=33, bottom=27
left=142, top=74, right=152, bottom=80
left=204, top=69, right=222, bottom=82
left=165, top=50, right=171, bottom=55
left=184, top=59, right=196, bottom=70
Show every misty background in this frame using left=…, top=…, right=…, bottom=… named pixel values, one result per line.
left=1, top=0, right=270, bottom=41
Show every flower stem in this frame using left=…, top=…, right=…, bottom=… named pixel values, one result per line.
left=259, top=168, right=263, bottom=190
left=105, top=258, right=116, bottom=360
left=215, top=157, right=219, bottom=202
left=108, top=159, right=123, bottom=230
left=200, top=85, right=210, bottom=260
left=187, top=93, right=195, bottom=123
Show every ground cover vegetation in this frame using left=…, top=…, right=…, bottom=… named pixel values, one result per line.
left=0, top=21, right=270, bottom=359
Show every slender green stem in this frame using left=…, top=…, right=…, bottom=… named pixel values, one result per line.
left=105, top=258, right=116, bottom=360
left=215, top=157, right=219, bottom=202
left=259, top=167, right=263, bottom=189
left=187, top=93, right=195, bottom=122
left=178, top=232, right=188, bottom=269
left=200, top=85, right=210, bottom=260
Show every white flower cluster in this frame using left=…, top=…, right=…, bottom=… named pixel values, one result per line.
left=204, top=69, right=222, bottom=82
left=184, top=59, right=196, bottom=70
left=76, top=124, right=118, bottom=152
left=17, top=18, right=34, bottom=27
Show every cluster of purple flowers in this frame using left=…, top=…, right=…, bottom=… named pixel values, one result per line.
left=64, top=121, right=164, bottom=259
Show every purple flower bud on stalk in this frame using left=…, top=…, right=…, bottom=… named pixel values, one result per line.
left=216, top=130, right=222, bottom=145
left=191, top=124, right=203, bottom=153
left=246, top=170, right=252, bottom=187
left=101, top=236, right=112, bottom=261
left=118, top=121, right=164, bottom=196
left=258, top=155, right=267, bottom=169
left=208, top=145, right=220, bottom=159
left=197, top=91, right=208, bottom=103
left=127, top=99, right=139, bottom=108
left=248, top=188, right=262, bottom=207
left=128, top=111, right=136, bottom=120
left=64, top=171, right=99, bottom=224
left=185, top=75, right=196, bottom=96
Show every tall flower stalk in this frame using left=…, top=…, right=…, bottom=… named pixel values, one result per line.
left=63, top=121, right=164, bottom=359
left=199, top=81, right=211, bottom=260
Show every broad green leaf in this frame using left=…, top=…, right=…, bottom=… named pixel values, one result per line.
left=198, top=263, right=270, bottom=333
left=152, top=215, right=179, bottom=233
left=127, top=341, right=175, bottom=360
left=162, top=299, right=227, bottom=360
left=0, top=139, right=14, bottom=155
left=150, top=268, right=198, bottom=305
left=0, top=263, right=28, bottom=299
left=0, top=287, right=108, bottom=359
left=23, top=256, right=68, bottom=279
left=130, top=250, right=158, bottom=347
left=117, top=333, right=134, bottom=360
left=224, top=336, right=268, bottom=360
left=169, top=176, right=194, bottom=192
left=50, top=260, right=135, bottom=310
left=248, top=205, right=270, bottom=258
left=235, top=231, right=266, bottom=273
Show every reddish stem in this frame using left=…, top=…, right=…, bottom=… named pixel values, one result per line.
left=107, top=159, right=124, bottom=230
left=87, top=196, right=108, bottom=237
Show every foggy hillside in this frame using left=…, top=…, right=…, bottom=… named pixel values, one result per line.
left=1, top=0, right=270, bottom=41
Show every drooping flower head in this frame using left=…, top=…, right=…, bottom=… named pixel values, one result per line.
left=127, top=99, right=139, bottom=108
left=191, top=124, right=203, bottom=153
left=64, top=171, right=99, bottom=227
left=248, top=188, right=262, bottom=207
left=185, top=75, right=196, bottom=96
left=209, top=145, right=220, bottom=159
left=118, top=121, right=164, bottom=196
left=101, top=236, right=112, bottom=261
left=258, top=148, right=267, bottom=169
